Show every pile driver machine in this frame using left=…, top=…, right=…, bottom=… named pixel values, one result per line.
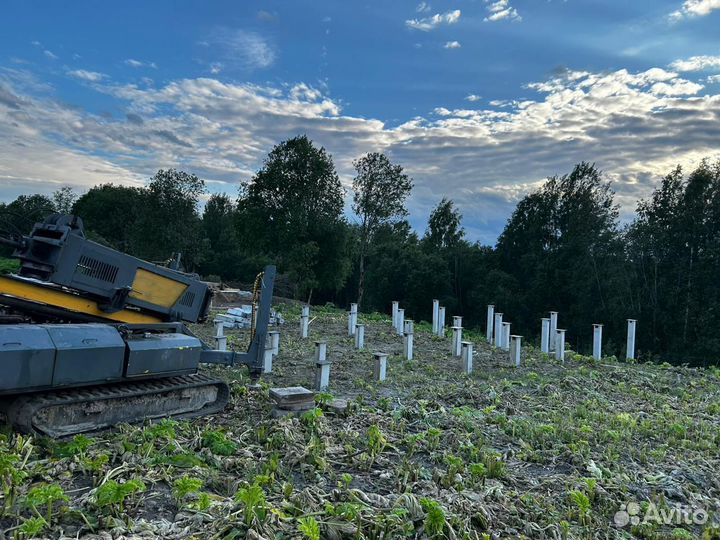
left=0, top=214, right=275, bottom=437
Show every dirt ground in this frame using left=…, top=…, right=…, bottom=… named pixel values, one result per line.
left=2, top=305, right=720, bottom=540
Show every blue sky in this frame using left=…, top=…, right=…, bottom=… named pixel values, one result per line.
left=1, top=1, right=720, bottom=243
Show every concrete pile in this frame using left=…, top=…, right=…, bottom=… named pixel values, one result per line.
left=215, top=305, right=285, bottom=329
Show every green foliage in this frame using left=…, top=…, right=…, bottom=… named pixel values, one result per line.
left=5, top=153, right=720, bottom=364
left=301, top=407, right=324, bottom=433
left=424, top=197, right=464, bottom=251
left=420, top=498, right=447, bottom=538
left=235, top=483, right=267, bottom=526
left=352, top=152, right=412, bottom=305
left=0, top=444, right=27, bottom=516
left=72, top=183, right=144, bottom=252
left=0, top=257, right=20, bottom=274
left=469, top=462, right=487, bottom=480
left=94, top=479, right=146, bottom=514
left=568, top=490, right=591, bottom=525
left=52, top=186, right=77, bottom=214
left=55, top=434, right=94, bottom=458
left=201, top=429, right=238, bottom=456
left=482, top=452, right=507, bottom=479
left=18, top=516, right=47, bottom=538
left=315, top=392, right=334, bottom=406
left=145, top=419, right=177, bottom=442
left=173, top=476, right=203, bottom=502
left=25, top=484, right=68, bottom=524
left=239, top=135, right=349, bottom=299
left=367, top=424, right=387, bottom=457
left=298, top=515, right=321, bottom=540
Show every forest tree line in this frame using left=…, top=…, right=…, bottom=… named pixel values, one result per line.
left=2, top=135, right=719, bottom=366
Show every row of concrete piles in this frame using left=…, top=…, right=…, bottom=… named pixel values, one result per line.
left=293, top=303, right=415, bottom=390
left=251, top=300, right=640, bottom=395
left=484, top=305, right=522, bottom=366
left=486, top=304, right=638, bottom=362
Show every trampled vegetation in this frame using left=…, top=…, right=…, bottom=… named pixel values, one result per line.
left=1, top=308, right=719, bottom=539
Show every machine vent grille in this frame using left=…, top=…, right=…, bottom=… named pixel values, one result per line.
left=76, top=255, right=119, bottom=283
left=179, top=290, right=196, bottom=307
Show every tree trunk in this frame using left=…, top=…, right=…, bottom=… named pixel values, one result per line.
left=357, top=252, right=366, bottom=309
left=682, top=246, right=694, bottom=346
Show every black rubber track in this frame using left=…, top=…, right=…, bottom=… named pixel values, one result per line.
left=4, top=373, right=230, bottom=437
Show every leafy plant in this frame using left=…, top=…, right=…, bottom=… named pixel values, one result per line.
left=55, top=434, right=94, bottom=458
left=18, top=516, right=47, bottom=538
left=201, top=429, right=238, bottom=456
left=144, top=419, right=177, bottom=442
left=421, top=498, right=447, bottom=538
left=194, top=492, right=212, bottom=512
left=367, top=424, right=387, bottom=457
left=301, top=408, right=324, bottom=433
left=443, top=454, right=465, bottom=488
left=569, top=490, right=591, bottom=525
left=469, top=462, right=487, bottom=480
left=235, top=483, right=267, bottom=526
left=298, top=515, right=321, bottom=540
left=0, top=448, right=26, bottom=516
left=483, top=452, right=507, bottom=479
left=338, top=473, right=353, bottom=490
left=25, top=483, right=68, bottom=525
left=94, top=479, right=146, bottom=515
left=173, top=476, right=203, bottom=503
left=315, top=392, right=334, bottom=406
left=426, top=428, right=442, bottom=450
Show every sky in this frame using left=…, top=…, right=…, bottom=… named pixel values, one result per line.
left=1, top=0, right=719, bottom=244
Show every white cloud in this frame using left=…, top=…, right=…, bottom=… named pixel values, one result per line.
left=2, top=65, right=720, bottom=243
left=406, top=9, right=461, bottom=31
left=484, top=0, right=521, bottom=22
left=708, top=74, right=720, bottom=83
left=465, top=94, right=482, bottom=102
left=670, top=0, right=720, bottom=20
left=670, top=55, right=720, bottom=72
left=444, top=41, right=461, bottom=49
left=125, top=59, right=157, bottom=69
left=67, top=69, right=107, bottom=82
left=210, top=62, right=223, bottom=74
left=43, top=50, right=58, bottom=60
left=416, top=2, right=431, bottom=13
left=209, top=29, right=275, bottom=69
left=650, top=79, right=704, bottom=95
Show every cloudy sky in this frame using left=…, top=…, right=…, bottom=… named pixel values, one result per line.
left=1, top=1, right=719, bottom=243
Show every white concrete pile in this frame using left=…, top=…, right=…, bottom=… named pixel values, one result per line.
left=214, top=305, right=285, bottom=329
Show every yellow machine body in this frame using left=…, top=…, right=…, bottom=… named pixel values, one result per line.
left=0, top=275, right=162, bottom=324
left=128, top=269, right=189, bottom=308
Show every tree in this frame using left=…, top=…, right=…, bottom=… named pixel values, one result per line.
left=239, top=135, right=348, bottom=300
left=495, top=162, right=623, bottom=355
left=0, top=194, right=55, bottom=235
left=0, top=194, right=56, bottom=256
left=132, top=169, right=207, bottom=269
left=423, top=198, right=464, bottom=251
left=423, top=198, right=466, bottom=306
left=52, top=187, right=77, bottom=214
left=351, top=152, right=413, bottom=307
left=72, top=184, right=144, bottom=252
left=203, top=193, right=236, bottom=251
left=628, top=160, right=720, bottom=364
left=200, top=194, right=241, bottom=280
